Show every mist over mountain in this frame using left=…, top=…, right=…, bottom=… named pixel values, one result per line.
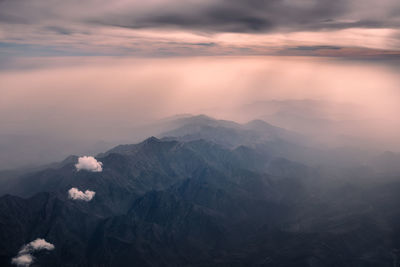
left=1, top=0, right=400, bottom=265
left=0, top=134, right=114, bottom=171
left=1, top=115, right=400, bottom=266
left=1, top=56, right=400, bottom=171
left=218, top=99, right=400, bottom=150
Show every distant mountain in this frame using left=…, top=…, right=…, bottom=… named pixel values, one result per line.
left=158, top=115, right=377, bottom=170
left=159, top=115, right=305, bottom=148
left=237, top=99, right=363, bottom=133
left=371, top=151, right=400, bottom=175
left=231, top=99, right=396, bottom=151
left=0, top=115, right=302, bottom=172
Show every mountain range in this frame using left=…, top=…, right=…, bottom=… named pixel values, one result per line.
left=1, top=115, right=400, bottom=266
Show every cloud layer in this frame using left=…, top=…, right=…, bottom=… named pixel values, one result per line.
left=75, top=156, right=103, bottom=172
left=0, top=0, right=399, bottom=57
left=68, top=187, right=96, bottom=201
left=1, top=0, right=399, bottom=33
left=11, top=239, right=55, bottom=267
left=98, top=0, right=400, bottom=33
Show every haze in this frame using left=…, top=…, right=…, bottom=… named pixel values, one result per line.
left=0, top=0, right=400, bottom=169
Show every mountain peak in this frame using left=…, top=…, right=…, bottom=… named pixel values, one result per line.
left=246, top=119, right=272, bottom=127
left=143, top=136, right=161, bottom=144
left=180, top=114, right=216, bottom=124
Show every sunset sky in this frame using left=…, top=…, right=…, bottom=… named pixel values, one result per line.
left=1, top=0, right=400, bottom=168
left=0, top=0, right=400, bottom=59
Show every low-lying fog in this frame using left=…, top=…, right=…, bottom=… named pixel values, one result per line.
left=1, top=56, right=399, bottom=170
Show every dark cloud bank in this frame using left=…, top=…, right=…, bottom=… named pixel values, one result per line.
left=1, top=0, right=399, bottom=33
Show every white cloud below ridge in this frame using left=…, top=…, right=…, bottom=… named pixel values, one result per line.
left=75, top=156, right=103, bottom=172
left=68, top=187, right=96, bottom=201
left=11, top=239, right=55, bottom=267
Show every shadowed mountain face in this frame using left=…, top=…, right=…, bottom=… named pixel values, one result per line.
left=0, top=116, right=400, bottom=266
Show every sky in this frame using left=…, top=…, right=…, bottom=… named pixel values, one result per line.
left=0, top=0, right=400, bottom=169
left=0, top=0, right=400, bottom=58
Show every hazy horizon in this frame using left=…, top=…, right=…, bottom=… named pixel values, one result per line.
left=2, top=55, right=400, bottom=170
left=2, top=0, right=400, bottom=171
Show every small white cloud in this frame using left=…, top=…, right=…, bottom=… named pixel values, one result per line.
left=68, top=187, right=96, bottom=201
left=20, top=239, right=55, bottom=253
left=11, top=254, right=33, bottom=267
left=75, top=156, right=103, bottom=172
left=12, top=239, right=55, bottom=267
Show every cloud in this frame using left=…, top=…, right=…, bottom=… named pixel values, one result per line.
left=120, top=0, right=400, bottom=33
left=0, top=0, right=399, bottom=33
left=11, top=254, right=33, bottom=267
left=288, top=45, right=342, bottom=51
left=20, top=239, right=55, bottom=253
left=75, top=156, right=103, bottom=172
left=0, top=0, right=399, bottom=57
left=68, top=187, right=96, bottom=201
left=11, top=239, right=55, bottom=267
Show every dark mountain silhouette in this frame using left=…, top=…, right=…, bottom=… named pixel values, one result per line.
left=0, top=116, right=400, bottom=266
